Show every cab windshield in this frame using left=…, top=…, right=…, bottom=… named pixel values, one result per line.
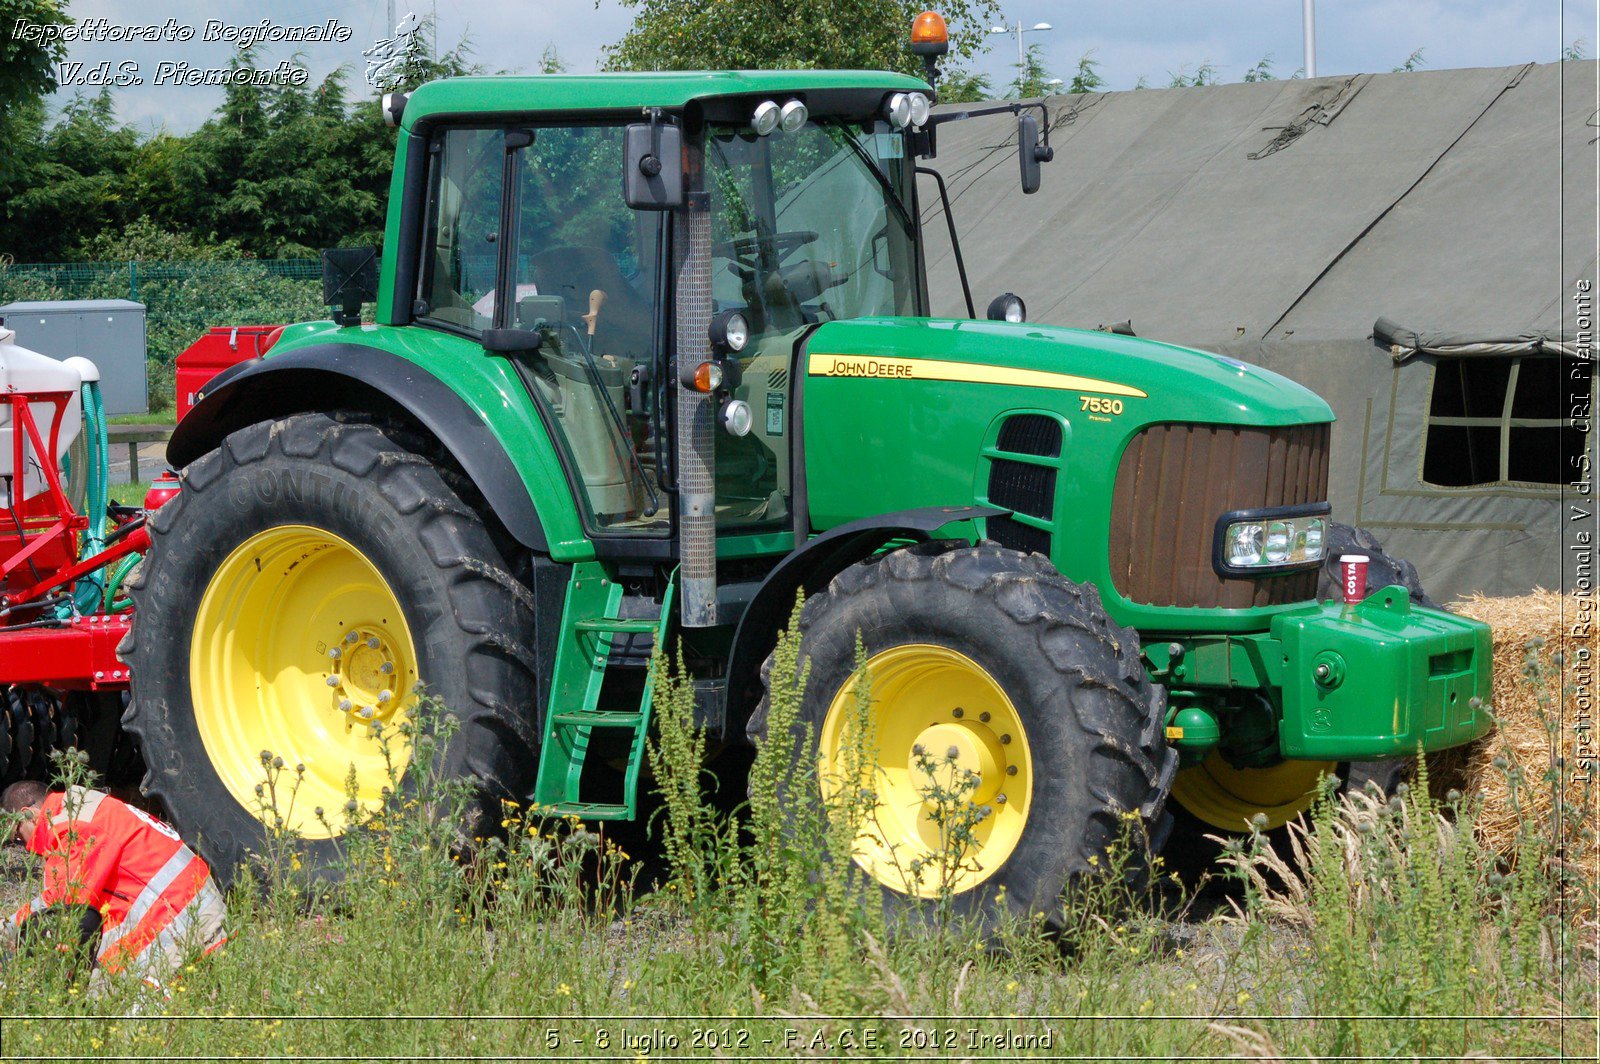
left=702, top=117, right=922, bottom=531
left=706, top=118, right=922, bottom=336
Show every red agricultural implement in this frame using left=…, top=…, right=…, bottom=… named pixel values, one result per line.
left=0, top=322, right=267, bottom=784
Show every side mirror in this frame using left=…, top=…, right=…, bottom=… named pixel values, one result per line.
left=1017, top=114, right=1053, bottom=195
left=481, top=328, right=543, bottom=355
left=624, top=121, right=683, bottom=210
left=321, top=246, right=379, bottom=327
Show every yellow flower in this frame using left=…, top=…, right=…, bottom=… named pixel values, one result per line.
left=1236, top=991, right=1251, bottom=1006
left=1005, top=980, right=1019, bottom=992
left=557, top=983, right=572, bottom=996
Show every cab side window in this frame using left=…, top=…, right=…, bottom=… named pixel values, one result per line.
left=417, top=128, right=505, bottom=331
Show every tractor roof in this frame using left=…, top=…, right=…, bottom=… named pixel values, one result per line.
left=401, top=70, right=929, bottom=129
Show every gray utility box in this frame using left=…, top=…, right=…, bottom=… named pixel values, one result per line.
left=0, top=299, right=148, bottom=415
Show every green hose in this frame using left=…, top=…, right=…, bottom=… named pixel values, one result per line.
left=103, top=553, right=141, bottom=612
left=58, top=379, right=111, bottom=617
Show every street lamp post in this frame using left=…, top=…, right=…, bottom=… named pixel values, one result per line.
left=1302, top=0, right=1317, bottom=79
left=989, top=18, right=1054, bottom=81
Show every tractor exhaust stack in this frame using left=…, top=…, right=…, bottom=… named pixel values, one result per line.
left=673, top=147, right=717, bottom=627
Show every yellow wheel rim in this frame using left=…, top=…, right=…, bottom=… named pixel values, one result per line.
left=1170, top=751, right=1336, bottom=831
left=190, top=525, right=418, bottom=839
left=819, top=644, right=1033, bottom=898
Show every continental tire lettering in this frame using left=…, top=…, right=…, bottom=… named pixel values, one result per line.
left=807, top=354, right=1146, bottom=398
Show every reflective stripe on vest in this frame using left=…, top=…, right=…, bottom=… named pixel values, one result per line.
left=95, top=847, right=205, bottom=969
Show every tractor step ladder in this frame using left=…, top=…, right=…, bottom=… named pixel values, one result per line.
left=532, top=563, right=674, bottom=821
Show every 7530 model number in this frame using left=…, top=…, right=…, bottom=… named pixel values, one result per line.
left=1080, top=395, right=1125, bottom=415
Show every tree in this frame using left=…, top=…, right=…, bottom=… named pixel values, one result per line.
left=1067, top=50, right=1105, bottom=94
left=606, top=0, right=1003, bottom=75
left=937, top=66, right=993, bottom=103
left=1168, top=62, right=1218, bottom=88
left=0, top=0, right=70, bottom=118
left=1242, top=55, right=1276, bottom=82
left=539, top=44, right=568, bottom=74
left=1010, top=43, right=1057, bottom=99
left=1392, top=48, right=1426, bottom=73
left=1564, top=39, right=1586, bottom=62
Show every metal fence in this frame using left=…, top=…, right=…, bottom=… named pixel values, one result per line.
left=1, top=259, right=323, bottom=302
left=0, top=259, right=328, bottom=412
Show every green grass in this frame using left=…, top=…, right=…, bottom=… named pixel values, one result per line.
left=108, top=409, right=176, bottom=426
left=0, top=635, right=1591, bottom=1060
left=108, top=480, right=150, bottom=507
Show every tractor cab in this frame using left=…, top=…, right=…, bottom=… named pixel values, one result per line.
left=407, top=99, right=927, bottom=538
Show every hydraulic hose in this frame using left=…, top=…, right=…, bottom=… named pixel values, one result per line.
left=60, top=379, right=111, bottom=617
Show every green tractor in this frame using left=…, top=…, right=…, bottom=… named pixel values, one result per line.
left=123, top=23, right=1491, bottom=919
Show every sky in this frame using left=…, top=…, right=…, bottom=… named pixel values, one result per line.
left=35, top=0, right=1600, bottom=133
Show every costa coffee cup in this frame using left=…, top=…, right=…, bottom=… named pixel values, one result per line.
left=1339, top=554, right=1370, bottom=605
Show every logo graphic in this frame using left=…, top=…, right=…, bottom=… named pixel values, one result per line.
left=363, top=12, right=422, bottom=90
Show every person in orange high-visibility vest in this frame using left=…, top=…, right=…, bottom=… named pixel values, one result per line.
left=1, top=781, right=226, bottom=983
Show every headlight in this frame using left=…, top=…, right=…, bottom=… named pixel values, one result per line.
left=986, top=292, right=1026, bottom=323
left=1214, top=507, right=1329, bottom=576
left=908, top=92, right=931, bottom=127
left=779, top=99, right=808, bottom=132
left=719, top=399, right=753, bottom=436
left=885, top=92, right=912, bottom=129
left=752, top=100, right=781, bottom=136
left=710, top=309, right=749, bottom=353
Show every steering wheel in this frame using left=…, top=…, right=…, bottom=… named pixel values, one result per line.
left=713, top=229, right=819, bottom=268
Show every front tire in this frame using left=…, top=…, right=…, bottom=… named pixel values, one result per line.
left=122, top=414, right=538, bottom=884
left=749, top=543, right=1175, bottom=926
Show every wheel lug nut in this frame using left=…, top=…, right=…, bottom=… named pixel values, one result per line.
left=328, top=647, right=342, bottom=660
left=996, top=793, right=1007, bottom=804
left=1000, top=734, right=1012, bottom=745
left=338, top=699, right=352, bottom=712
left=345, top=631, right=359, bottom=644
left=325, top=675, right=340, bottom=687
left=377, top=690, right=392, bottom=704
left=979, top=711, right=991, bottom=723
left=359, top=706, right=376, bottom=719
left=1007, top=765, right=1018, bottom=776
left=952, top=707, right=964, bottom=718
left=379, top=662, right=394, bottom=675
left=367, top=636, right=381, bottom=650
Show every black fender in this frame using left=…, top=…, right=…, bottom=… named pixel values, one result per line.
left=722, top=505, right=1005, bottom=737
left=167, top=342, right=547, bottom=551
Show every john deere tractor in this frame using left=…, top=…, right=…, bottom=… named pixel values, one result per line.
left=123, top=15, right=1491, bottom=919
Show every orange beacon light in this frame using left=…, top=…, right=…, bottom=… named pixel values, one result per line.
left=911, top=11, right=949, bottom=55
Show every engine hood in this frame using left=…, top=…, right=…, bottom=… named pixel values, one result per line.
left=805, top=317, right=1333, bottom=428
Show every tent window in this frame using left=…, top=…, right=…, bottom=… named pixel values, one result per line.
left=1422, top=356, right=1589, bottom=487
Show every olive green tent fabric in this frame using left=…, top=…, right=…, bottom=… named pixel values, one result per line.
left=922, top=61, right=1597, bottom=600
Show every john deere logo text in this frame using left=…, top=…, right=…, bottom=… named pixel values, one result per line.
left=806, top=353, right=1147, bottom=399
left=818, top=357, right=915, bottom=378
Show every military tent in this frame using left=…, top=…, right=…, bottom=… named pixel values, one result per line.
left=922, top=61, right=1597, bottom=600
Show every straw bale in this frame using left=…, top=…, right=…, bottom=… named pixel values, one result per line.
left=1426, top=591, right=1595, bottom=862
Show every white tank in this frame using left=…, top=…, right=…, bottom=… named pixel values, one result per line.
left=1, top=326, right=87, bottom=506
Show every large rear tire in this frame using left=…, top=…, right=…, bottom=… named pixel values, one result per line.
left=749, top=543, right=1175, bottom=927
left=122, top=413, right=539, bottom=884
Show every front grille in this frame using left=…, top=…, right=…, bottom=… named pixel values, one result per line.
left=1110, top=422, right=1330, bottom=609
left=997, top=414, right=1063, bottom=457
left=988, top=459, right=1056, bottom=521
left=987, top=513, right=1052, bottom=556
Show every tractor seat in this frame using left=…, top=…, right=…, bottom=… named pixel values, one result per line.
left=526, top=245, right=655, bottom=361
